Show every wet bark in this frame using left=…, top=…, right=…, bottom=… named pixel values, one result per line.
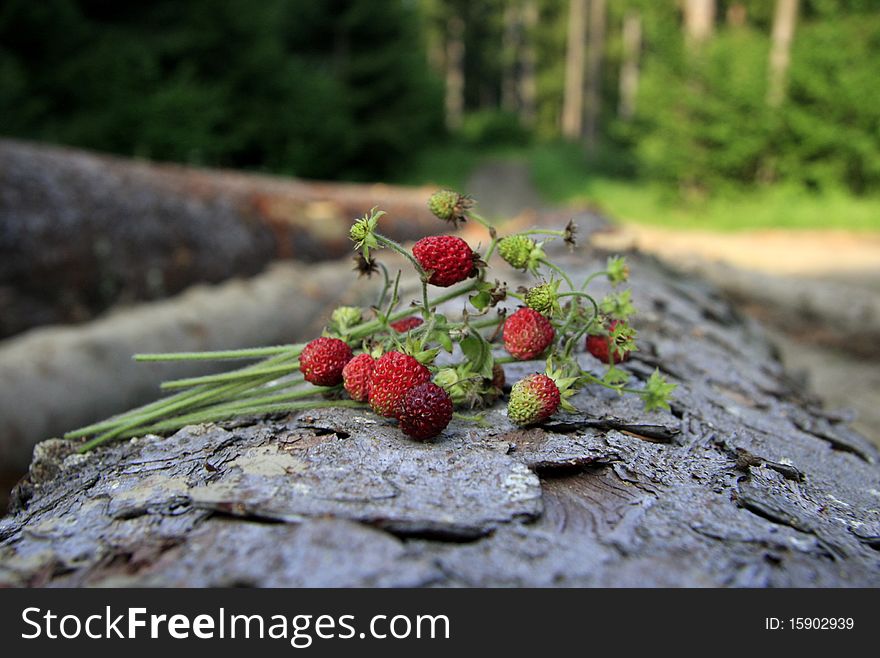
left=3, top=244, right=878, bottom=587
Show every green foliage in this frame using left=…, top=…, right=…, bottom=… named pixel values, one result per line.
left=0, top=0, right=443, bottom=179
left=630, top=0, right=880, bottom=196
left=458, top=110, right=531, bottom=147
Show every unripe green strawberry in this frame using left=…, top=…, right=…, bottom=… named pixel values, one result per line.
left=413, top=235, right=479, bottom=287
left=524, top=282, right=558, bottom=316
left=342, top=353, right=376, bottom=402
left=507, top=374, right=561, bottom=426
left=427, top=190, right=472, bottom=227
left=390, top=316, right=424, bottom=333
left=399, top=382, right=453, bottom=440
left=503, top=307, right=555, bottom=360
left=299, top=337, right=353, bottom=386
left=369, top=351, right=432, bottom=418
left=497, top=235, right=535, bottom=270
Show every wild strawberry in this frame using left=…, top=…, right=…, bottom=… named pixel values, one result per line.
left=398, top=382, right=453, bottom=440
left=586, top=320, right=630, bottom=364
left=498, top=234, right=545, bottom=273
left=427, top=190, right=473, bottom=227
left=342, top=353, right=376, bottom=402
left=390, top=316, right=424, bottom=333
left=503, top=307, right=555, bottom=360
left=369, top=351, right=431, bottom=418
left=507, top=374, right=561, bottom=426
left=299, top=337, right=353, bottom=386
left=412, top=235, right=479, bottom=287
left=524, top=281, right=560, bottom=316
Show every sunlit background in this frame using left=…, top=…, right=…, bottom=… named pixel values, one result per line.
left=1, top=1, right=879, bottom=504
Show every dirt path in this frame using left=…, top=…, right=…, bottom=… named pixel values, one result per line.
left=468, top=161, right=880, bottom=444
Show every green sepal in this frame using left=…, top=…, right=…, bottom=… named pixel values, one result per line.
left=642, top=369, right=677, bottom=412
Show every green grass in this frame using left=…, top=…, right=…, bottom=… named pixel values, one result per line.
left=396, top=142, right=880, bottom=232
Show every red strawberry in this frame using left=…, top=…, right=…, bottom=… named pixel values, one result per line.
left=369, top=351, right=431, bottom=418
left=507, top=374, right=561, bottom=426
left=412, top=235, right=479, bottom=287
left=503, top=307, right=555, bottom=360
left=390, top=316, right=424, bottom=333
left=342, top=353, right=376, bottom=402
left=586, top=320, right=629, bottom=364
left=398, top=382, right=453, bottom=440
left=299, top=337, right=353, bottom=386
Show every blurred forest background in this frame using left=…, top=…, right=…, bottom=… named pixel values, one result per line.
left=2, top=0, right=879, bottom=230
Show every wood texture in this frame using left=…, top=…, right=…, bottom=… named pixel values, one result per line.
left=2, top=245, right=879, bottom=587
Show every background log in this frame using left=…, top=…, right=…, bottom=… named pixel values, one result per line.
left=0, top=139, right=441, bottom=338
left=2, top=245, right=878, bottom=587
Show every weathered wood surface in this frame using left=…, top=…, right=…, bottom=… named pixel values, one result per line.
left=0, top=139, right=442, bottom=338
left=2, top=247, right=879, bottom=587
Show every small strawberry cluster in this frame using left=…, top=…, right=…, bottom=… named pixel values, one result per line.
left=68, top=190, right=675, bottom=451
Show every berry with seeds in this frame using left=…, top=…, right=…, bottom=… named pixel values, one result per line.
left=299, top=337, right=353, bottom=386
left=390, top=316, right=424, bottom=333
left=369, top=351, right=432, bottom=418
left=342, top=353, right=376, bottom=402
left=507, top=374, right=561, bottom=426
left=398, top=382, right=453, bottom=440
left=412, top=236, right=479, bottom=287
left=427, top=190, right=473, bottom=227
left=503, top=307, right=555, bottom=360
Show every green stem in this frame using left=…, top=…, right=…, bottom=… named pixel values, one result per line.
left=108, top=400, right=368, bottom=444
left=375, top=234, right=426, bottom=277
left=579, top=370, right=643, bottom=396
left=483, top=237, right=499, bottom=264
left=76, top=376, right=277, bottom=451
left=580, top=270, right=609, bottom=291
left=518, top=229, right=565, bottom=238
left=134, top=345, right=297, bottom=362
left=466, top=210, right=495, bottom=236
left=69, top=349, right=302, bottom=439
left=540, top=259, right=576, bottom=291
left=558, top=291, right=600, bottom=321
left=159, top=363, right=298, bottom=390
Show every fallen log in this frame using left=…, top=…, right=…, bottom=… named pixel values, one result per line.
left=2, top=247, right=878, bottom=587
left=0, top=139, right=442, bottom=338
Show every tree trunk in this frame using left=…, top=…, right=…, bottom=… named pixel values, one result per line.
left=4, top=236, right=880, bottom=587
left=445, top=14, right=466, bottom=131
left=726, top=2, right=747, bottom=28
left=518, top=0, right=539, bottom=126
left=0, top=140, right=443, bottom=341
left=683, top=0, right=715, bottom=46
left=618, top=11, right=641, bottom=121
left=767, top=0, right=799, bottom=107
left=584, top=0, right=606, bottom=154
left=501, top=2, right=520, bottom=113
left=561, top=0, right=587, bottom=140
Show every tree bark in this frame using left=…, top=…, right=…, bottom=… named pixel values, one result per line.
left=518, top=0, right=539, bottom=126
left=561, top=0, right=587, bottom=139
left=618, top=11, right=641, bottom=121
left=501, top=1, right=520, bottom=113
left=3, top=240, right=879, bottom=587
left=0, top=140, right=443, bottom=340
left=444, top=14, right=466, bottom=131
left=584, top=0, right=606, bottom=153
left=683, top=0, right=716, bottom=46
left=767, top=0, right=799, bottom=107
